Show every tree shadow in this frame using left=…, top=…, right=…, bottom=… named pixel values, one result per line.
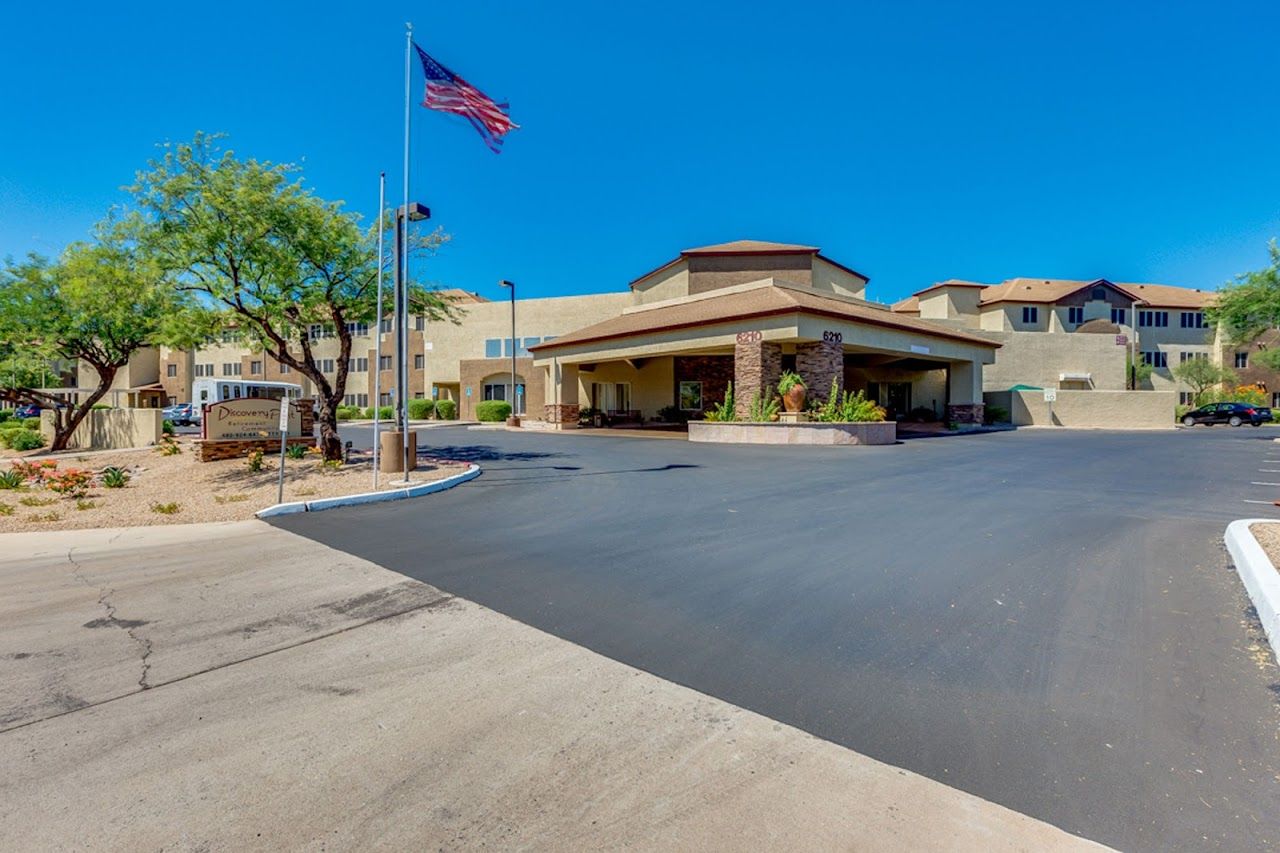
left=416, top=444, right=569, bottom=463
left=470, top=462, right=700, bottom=487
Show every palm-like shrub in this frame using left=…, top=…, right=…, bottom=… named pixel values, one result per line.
left=702, top=382, right=738, bottom=421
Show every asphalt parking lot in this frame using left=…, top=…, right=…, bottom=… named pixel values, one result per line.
left=278, top=424, right=1280, bottom=852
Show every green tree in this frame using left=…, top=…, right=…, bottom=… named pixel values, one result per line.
left=128, top=133, right=458, bottom=460
left=1171, top=357, right=1237, bottom=400
left=1126, top=350, right=1153, bottom=389
left=1206, top=240, right=1280, bottom=369
left=0, top=225, right=189, bottom=451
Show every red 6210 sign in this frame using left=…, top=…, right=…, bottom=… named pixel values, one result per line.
left=736, top=331, right=763, bottom=344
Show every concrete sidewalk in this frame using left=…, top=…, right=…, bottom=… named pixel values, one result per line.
left=0, top=523, right=1105, bottom=851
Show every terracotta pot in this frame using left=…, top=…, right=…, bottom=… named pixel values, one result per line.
left=782, top=385, right=806, bottom=413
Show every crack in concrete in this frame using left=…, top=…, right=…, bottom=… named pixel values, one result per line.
left=66, top=548, right=153, bottom=690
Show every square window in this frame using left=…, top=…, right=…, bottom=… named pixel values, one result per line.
left=679, top=381, right=703, bottom=410
left=1067, top=306, right=1084, bottom=325
left=1021, top=306, right=1039, bottom=325
left=484, top=339, right=501, bottom=358
left=1236, top=352, right=1249, bottom=368
left=414, top=354, right=424, bottom=369
left=166, top=364, right=177, bottom=377
left=1111, top=308, right=1126, bottom=325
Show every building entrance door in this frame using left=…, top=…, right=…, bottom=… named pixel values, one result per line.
left=884, top=382, right=911, bottom=419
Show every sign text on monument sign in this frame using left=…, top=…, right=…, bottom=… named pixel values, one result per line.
left=204, top=398, right=301, bottom=441
left=1115, top=334, right=1128, bottom=346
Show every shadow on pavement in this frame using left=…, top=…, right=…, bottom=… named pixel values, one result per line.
left=415, top=444, right=569, bottom=463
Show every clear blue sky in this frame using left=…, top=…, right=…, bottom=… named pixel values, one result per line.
left=2, top=1, right=1278, bottom=305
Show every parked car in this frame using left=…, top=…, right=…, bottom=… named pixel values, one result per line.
left=14, top=403, right=39, bottom=420
left=1180, top=402, right=1268, bottom=427
left=162, top=403, right=200, bottom=426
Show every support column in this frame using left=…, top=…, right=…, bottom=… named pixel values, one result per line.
left=734, top=338, right=782, bottom=419
left=544, top=361, right=580, bottom=429
left=946, top=360, right=985, bottom=424
left=796, top=339, right=844, bottom=403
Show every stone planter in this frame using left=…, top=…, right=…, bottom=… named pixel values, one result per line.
left=782, top=385, right=807, bottom=413
left=688, top=421, right=896, bottom=446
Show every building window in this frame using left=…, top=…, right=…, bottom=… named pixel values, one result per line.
left=378, top=355, right=392, bottom=371
left=1236, top=352, right=1249, bottom=368
left=484, top=339, right=502, bottom=358
left=1180, top=391, right=1195, bottom=405
left=414, top=316, right=425, bottom=331
left=379, top=392, right=392, bottom=406
left=1179, top=351, right=1207, bottom=363
left=166, top=364, right=178, bottom=377
left=345, top=321, right=369, bottom=337
left=194, top=363, right=214, bottom=378
left=1141, top=351, right=1168, bottom=368
left=1139, top=310, right=1168, bottom=328
left=482, top=382, right=506, bottom=402
left=1111, top=308, right=1126, bottom=325
left=343, top=393, right=369, bottom=408
left=1067, top=307, right=1084, bottom=325
left=279, top=363, right=290, bottom=374
left=309, top=324, right=334, bottom=340
left=414, top=354, right=424, bottom=369
left=679, top=381, right=703, bottom=411
left=1021, top=306, right=1038, bottom=325
left=1273, top=392, right=1280, bottom=408
left=1181, top=312, right=1205, bottom=329
left=321, top=358, right=335, bottom=373
left=1091, top=286, right=1107, bottom=300
left=414, top=391, right=425, bottom=399
left=222, top=362, right=242, bottom=376
left=347, top=358, right=368, bottom=373
left=379, top=318, right=393, bottom=334
left=249, top=361, right=262, bottom=375
left=220, top=330, right=242, bottom=343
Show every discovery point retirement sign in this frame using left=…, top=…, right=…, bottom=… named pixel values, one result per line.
left=203, top=399, right=303, bottom=441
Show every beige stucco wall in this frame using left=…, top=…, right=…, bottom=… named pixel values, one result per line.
left=918, top=288, right=982, bottom=327
left=631, top=262, right=691, bottom=305
left=811, top=258, right=868, bottom=300
left=40, top=408, right=164, bottom=450
left=985, top=389, right=1175, bottom=429
left=576, top=357, right=675, bottom=417
left=981, top=330, right=1127, bottom=391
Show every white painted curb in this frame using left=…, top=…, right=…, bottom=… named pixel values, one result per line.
left=255, top=463, right=481, bottom=519
left=1224, top=518, right=1280, bottom=662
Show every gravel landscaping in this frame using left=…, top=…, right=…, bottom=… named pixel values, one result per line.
left=1250, top=522, right=1280, bottom=575
left=0, top=437, right=467, bottom=532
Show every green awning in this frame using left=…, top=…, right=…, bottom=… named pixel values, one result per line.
left=1008, top=384, right=1043, bottom=391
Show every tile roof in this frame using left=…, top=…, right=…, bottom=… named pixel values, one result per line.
left=681, top=239, right=820, bottom=255
left=891, top=296, right=919, bottom=313
left=975, top=277, right=1213, bottom=309
left=530, top=281, right=998, bottom=353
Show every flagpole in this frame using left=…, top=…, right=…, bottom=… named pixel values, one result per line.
left=400, top=22, right=413, bottom=479
left=372, top=171, right=386, bottom=490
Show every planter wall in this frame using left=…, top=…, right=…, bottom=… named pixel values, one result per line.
left=688, top=421, right=896, bottom=446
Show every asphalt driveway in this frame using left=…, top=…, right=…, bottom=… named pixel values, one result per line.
left=278, top=425, right=1280, bottom=852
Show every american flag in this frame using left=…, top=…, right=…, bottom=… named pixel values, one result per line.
left=414, top=44, right=518, bottom=153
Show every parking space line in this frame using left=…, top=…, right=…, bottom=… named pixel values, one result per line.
left=1260, top=470, right=1280, bottom=473
left=1243, top=499, right=1280, bottom=506
left=1251, top=482, right=1280, bottom=487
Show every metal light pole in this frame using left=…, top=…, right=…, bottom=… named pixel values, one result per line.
left=372, top=172, right=386, bottom=489
left=392, top=201, right=430, bottom=477
left=1130, top=298, right=1144, bottom=390
left=500, top=280, right=517, bottom=422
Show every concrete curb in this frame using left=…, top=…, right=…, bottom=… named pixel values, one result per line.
left=255, top=463, right=481, bottom=519
left=1224, top=519, right=1280, bottom=662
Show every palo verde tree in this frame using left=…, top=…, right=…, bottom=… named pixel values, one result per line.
left=1206, top=240, right=1280, bottom=369
left=1170, top=356, right=1237, bottom=403
left=129, top=133, right=457, bottom=460
left=0, top=223, right=191, bottom=451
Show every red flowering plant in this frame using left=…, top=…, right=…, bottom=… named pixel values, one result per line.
left=44, top=468, right=93, bottom=498
left=11, top=459, right=58, bottom=484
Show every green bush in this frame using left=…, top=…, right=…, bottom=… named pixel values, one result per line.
left=363, top=405, right=394, bottom=419
left=285, top=443, right=309, bottom=459
left=100, top=467, right=129, bottom=488
left=476, top=400, right=512, bottom=422
left=434, top=399, right=457, bottom=420
left=408, top=398, right=436, bottom=419
left=335, top=405, right=360, bottom=421
left=9, top=430, right=46, bottom=451
left=22, top=417, right=40, bottom=430
left=747, top=390, right=780, bottom=422
left=813, top=378, right=887, bottom=423
left=91, top=403, right=112, bottom=410
left=0, top=409, right=12, bottom=423
left=0, top=470, right=22, bottom=489
left=984, top=405, right=1010, bottom=425
left=162, top=419, right=175, bottom=435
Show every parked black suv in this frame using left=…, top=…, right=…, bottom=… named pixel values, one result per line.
left=1180, top=402, right=1270, bottom=427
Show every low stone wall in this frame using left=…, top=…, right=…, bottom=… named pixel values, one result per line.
left=198, top=437, right=314, bottom=462
left=688, top=421, right=896, bottom=446
left=40, top=408, right=163, bottom=450
left=986, top=389, right=1175, bottom=429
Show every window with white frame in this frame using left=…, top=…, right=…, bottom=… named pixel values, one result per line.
left=1067, top=306, right=1084, bottom=325
left=309, top=324, right=334, bottom=340
left=1142, top=351, right=1168, bottom=368
left=278, top=362, right=290, bottom=374
left=414, top=316, right=425, bottom=331
left=249, top=360, right=262, bottom=375
left=414, top=354, right=424, bottom=369
left=166, top=364, right=177, bottom=377
left=1180, top=391, right=1195, bottom=405
left=346, top=321, right=369, bottom=337
left=320, top=358, right=335, bottom=373
left=1236, top=351, right=1249, bottom=368
left=222, top=362, right=242, bottom=376
left=379, top=318, right=393, bottom=333
left=1179, top=351, right=1207, bottom=363
left=1180, top=311, right=1205, bottom=329
left=343, top=393, right=369, bottom=408
left=1111, top=308, right=1127, bottom=325
left=1021, top=306, right=1039, bottom=325
left=347, top=357, right=368, bottom=373
left=484, top=339, right=502, bottom=358
left=378, top=355, right=391, bottom=371
left=1139, top=310, right=1169, bottom=327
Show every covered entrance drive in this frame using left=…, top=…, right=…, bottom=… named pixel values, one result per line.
left=530, top=280, right=999, bottom=428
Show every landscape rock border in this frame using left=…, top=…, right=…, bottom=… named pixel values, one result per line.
left=1224, top=519, right=1280, bottom=662
left=256, top=463, right=480, bottom=518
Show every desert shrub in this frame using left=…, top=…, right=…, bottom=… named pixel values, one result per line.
left=434, top=399, right=457, bottom=420
left=0, top=470, right=23, bottom=489
left=813, top=378, right=886, bottom=423
left=984, top=405, right=1010, bottom=425
left=19, top=495, right=56, bottom=507
left=0, top=503, right=12, bottom=515
left=246, top=448, right=266, bottom=473
left=9, top=430, right=46, bottom=451
left=214, top=493, right=249, bottom=504
left=156, top=437, right=181, bottom=455
left=476, top=400, right=512, bottom=422
left=285, top=443, right=309, bottom=459
left=747, top=390, right=780, bottom=422
left=151, top=502, right=181, bottom=515
left=12, top=460, right=57, bottom=483
left=702, top=382, right=738, bottom=422
left=408, top=398, right=436, bottom=419
left=76, top=500, right=98, bottom=511
left=100, top=467, right=130, bottom=488
left=162, top=419, right=176, bottom=435
left=363, top=406, right=394, bottom=419
left=335, top=405, right=360, bottom=421
left=45, top=469, right=93, bottom=498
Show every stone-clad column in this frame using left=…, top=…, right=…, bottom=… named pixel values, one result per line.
left=544, top=362, right=580, bottom=429
left=734, top=335, right=782, bottom=419
left=796, top=339, right=844, bottom=403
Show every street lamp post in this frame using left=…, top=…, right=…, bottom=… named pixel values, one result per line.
left=499, top=280, right=517, bottom=424
left=393, top=200, right=430, bottom=477
left=1130, top=299, right=1144, bottom=391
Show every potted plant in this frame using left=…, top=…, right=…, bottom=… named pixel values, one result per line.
left=777, top=371, right=807, bottom=413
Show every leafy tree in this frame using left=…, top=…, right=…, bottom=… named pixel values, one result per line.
left=1207, top=240, right=1280, bottom=369
left=0, top=225, right=189, bottom=451
left=1126, top=350, right=1153, bottom=389
left=1171, top=357, right=1237, bottom=399
left=128, top=133, right=458, bottom=460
